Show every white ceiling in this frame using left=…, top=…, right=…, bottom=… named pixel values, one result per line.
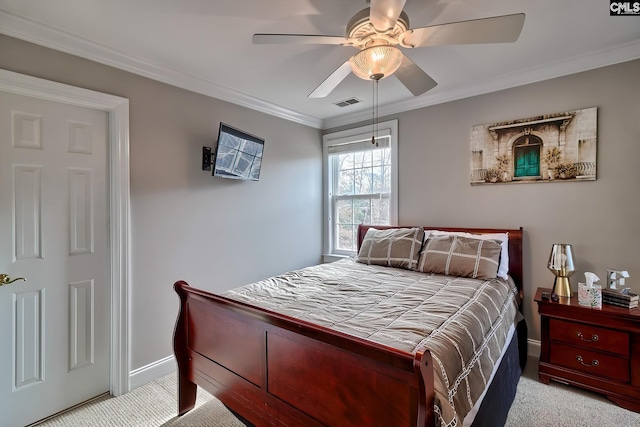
left=1, top=0, right=639, bottom=129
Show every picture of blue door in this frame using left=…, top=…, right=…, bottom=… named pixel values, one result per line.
left=514, top=136, right=541, bottom=178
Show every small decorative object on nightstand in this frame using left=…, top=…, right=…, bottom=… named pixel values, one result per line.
left=535, top=287, right=640, bottom=413
left=577, top=272, right=602, bottom=309
left=547, top=243, right=575, bottom=297
left=606, top=269, right=630, bottom=291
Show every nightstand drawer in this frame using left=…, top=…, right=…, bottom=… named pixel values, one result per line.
left=550, top=343, right=629, bottom=382
left=549, top=318, right=629, bottom=356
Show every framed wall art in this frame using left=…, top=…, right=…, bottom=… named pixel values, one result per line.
left=470, top=107, right=597, bottom=185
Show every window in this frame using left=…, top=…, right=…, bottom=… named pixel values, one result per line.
left=323, top=120, right=398, bottom=258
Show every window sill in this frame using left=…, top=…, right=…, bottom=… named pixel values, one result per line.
left=322, top=253, right=353, bottom=264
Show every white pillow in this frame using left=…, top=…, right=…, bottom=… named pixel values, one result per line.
left=426, top=230, right=509, bottom=279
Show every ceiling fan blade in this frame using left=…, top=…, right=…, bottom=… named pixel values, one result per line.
left=394, top=55, right=438, bottom=96
left=369, top=0, right=407, bottom=32
left=253, top=34, right=349, bottom=45
left=401, top=13, right=525, bottom=48
left=308, top=60, right=353, bottom=98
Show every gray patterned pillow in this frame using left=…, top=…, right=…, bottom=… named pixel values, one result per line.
left=416, top=234, right=501, bottom=279
left=357, top=227, right=424, bottom=270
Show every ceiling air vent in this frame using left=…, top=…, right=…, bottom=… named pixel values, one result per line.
left=334, top=97, right=362, bottom=108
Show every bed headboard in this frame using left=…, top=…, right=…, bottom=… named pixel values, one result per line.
left=356, top=224, right=524, bottom=297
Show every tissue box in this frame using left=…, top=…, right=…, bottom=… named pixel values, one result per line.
left=578, top=283, right=602, bottom=308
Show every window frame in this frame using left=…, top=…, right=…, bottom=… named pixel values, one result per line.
left=322, top=119, right=398, bottom=259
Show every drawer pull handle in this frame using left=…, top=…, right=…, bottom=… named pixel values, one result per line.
left=576, top=332, right=599, bottom=342
left=576, top=355, right=599, bottom=367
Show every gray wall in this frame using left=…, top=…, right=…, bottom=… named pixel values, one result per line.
left=0, top=34, right=323, bottom=370
left=328, top=59, right=640, bottom=341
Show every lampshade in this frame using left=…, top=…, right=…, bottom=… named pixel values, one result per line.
left=350, top=45, right=404, bottom=81
left=547, top=243, right=576, bottom=297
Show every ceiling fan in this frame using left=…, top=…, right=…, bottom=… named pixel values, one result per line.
left=253, top=0, right=525, bottom=98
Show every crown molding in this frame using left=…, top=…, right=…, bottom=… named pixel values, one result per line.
left=0, top=10, right=323, bottom=129
left=322, top=39, right=640, bottom=129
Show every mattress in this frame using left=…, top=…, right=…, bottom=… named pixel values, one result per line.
left=224, top=258, right=519, bottom=427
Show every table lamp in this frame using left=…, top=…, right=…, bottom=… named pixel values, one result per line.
left=548, top=243, right=575, bottom=297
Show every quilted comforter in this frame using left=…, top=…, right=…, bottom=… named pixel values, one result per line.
left=223, top=258, right=519, bottom=427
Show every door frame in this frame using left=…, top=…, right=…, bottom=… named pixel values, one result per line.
left=0, top=69, right=131, bottom=396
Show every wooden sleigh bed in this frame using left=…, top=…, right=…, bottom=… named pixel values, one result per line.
left=173, top=225, right=526, bottom=427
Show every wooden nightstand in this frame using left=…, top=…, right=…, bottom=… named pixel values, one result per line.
left=535, top=287, right=640, bottom=412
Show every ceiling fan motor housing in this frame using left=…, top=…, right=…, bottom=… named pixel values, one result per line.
left=347, top=8, right=410, bottom=49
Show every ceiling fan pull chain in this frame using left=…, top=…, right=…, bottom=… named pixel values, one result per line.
left=375, top=79, right=379, bottom=147
left=371, top=78, right=376, bottom=145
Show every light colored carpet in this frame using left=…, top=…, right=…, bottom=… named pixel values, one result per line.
left=505, top=357, right=640, bottom=427
left=34, top=374, right=243, bottom=427
left=36, top=357, right=640, bottom=427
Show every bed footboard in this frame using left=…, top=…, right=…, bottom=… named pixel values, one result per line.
left=173, top=280, right=436, bottom=427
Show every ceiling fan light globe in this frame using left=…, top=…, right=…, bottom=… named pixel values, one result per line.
left=349, top=45, right=403, bottom=81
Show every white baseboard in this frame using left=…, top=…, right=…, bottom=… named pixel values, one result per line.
left=528, top=338, right=541, bottom=359
left=129, top=355, right=176, bottom=390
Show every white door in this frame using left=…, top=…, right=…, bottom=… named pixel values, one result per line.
left=0, top=91, right=110, bottom=427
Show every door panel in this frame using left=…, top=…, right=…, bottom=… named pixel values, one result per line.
left=13, top=289, right=44, bottom=391
left=0, top=92, right=109, bottom=427
left=13, top=164, right=43, bottom=261
left=69, top=279, right=94, bottom=371
left=514, top=145, right=540, bottom=177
